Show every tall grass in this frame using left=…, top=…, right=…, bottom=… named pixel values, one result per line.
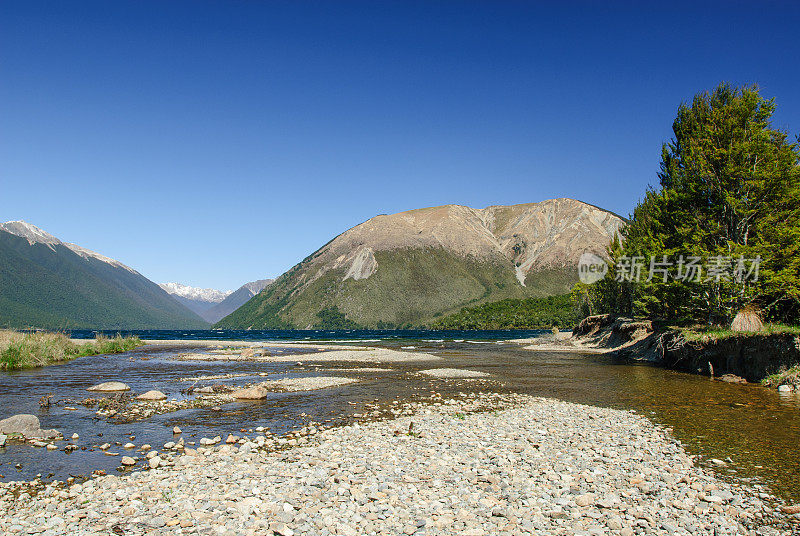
left=682, top=323, right=800, bottom=342
left=0, top=330, right=143, bottom=370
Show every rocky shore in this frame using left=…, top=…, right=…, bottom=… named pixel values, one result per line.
left=2, top=394, right=796, bottom=536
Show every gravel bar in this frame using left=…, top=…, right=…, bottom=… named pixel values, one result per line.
left=1, top=395, right=795, bottom=536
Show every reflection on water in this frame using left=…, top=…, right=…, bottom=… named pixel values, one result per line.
left=1, top=339, right=798, bottom=502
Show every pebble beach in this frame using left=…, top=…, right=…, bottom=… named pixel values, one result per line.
left=2, top=393, right=796, bottom=536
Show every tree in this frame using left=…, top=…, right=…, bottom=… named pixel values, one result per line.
left=594, top=83, right=800, bottom=325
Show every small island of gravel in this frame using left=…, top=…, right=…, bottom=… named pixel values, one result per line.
left=419, top=368, right=491, bottom=378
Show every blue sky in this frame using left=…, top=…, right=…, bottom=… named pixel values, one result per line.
left=1, top=1, right=798, bottom=290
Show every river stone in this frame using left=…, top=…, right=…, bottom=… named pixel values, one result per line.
left=121, top=456, right=136, bottom=466
left=718, top=374, right=747, bottom=384
left=87, top=381, right=130, bottom=392
left=136, top=390, right=167, bottom=401
left=0, top=434, right=6, bottom=447
left=0, top=414, right=60, bottom=440
left=231, top=385, right=270, bottom=400
left=777, top=384, right=792, bottom=392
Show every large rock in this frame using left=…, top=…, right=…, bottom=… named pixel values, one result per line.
left=0, top=434, right=6, bottom=447
left=231, top=385, right=270, bottom=400
left=136, top=390, right=167, bottom=401
left=87, top=381, right=130, bottom=392
left=0, top=414, right=60, bottom=440
left=718, top=374, right=747, bottom=385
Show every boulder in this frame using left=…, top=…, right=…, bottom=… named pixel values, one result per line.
left=231, top=385, right=270, bottom=400
left=780, top=504, right=800, bottom=515
left=0, top=414, right=60, bottom=440
left=121, top=456, right=136, bottom=466
left=0, top=434, right=6, bottom=447
left=148, top=456, right=161, bottom=469
left=777, top=384, right=792, bottom=393
left=718, top=374, right=747, bottom=384
left=87, top=381, right=130, bottom=392
left=136, top=390, right=167, bottom=401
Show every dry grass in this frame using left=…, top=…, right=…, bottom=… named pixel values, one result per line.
left=731, top=306, right=764, bottom=332
left=0, top=330, right=143, bottom=370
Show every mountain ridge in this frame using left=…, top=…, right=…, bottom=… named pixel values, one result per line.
left=159, top=279, right=273, bottom=323
left=216, top=198, right=623, bottom=329
left=158, top=282, right=232, bottom=304
left=0, top=221, right=208, bottom=329
left=203, top=279, right=273, bottom=323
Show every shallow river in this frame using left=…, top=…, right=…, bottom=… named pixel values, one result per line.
left=1, top=336, right=798, bottom=502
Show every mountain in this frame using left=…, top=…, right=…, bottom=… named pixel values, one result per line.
left=159, top=282, right=231, bottom=304
left=215, top=198, right=624, bottom=329
left=158, top=282, right=232, bottom=322
left=159, top=280, right=272, bottom=323
left=0, top=221, right=209, bottom=329
left=203, top=279, right=273, bottom=323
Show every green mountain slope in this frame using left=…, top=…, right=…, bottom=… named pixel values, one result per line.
left=217, top=199, right=623, bottom=329
left=0, top=224, right=208, bottom=329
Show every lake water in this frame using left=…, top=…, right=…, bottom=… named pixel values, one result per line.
left=1, top=330, right=799, bottom=502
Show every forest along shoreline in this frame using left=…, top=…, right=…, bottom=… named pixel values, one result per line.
left=520, top=315, right=800, bottom=393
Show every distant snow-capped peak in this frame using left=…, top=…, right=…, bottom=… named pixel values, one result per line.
left=0, top=220, right=61, bottom=245
left=159, top=282, right=232, bottom=303
left=1, top=220, right=139, bottom=274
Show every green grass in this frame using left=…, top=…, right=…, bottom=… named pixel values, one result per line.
left=0, top=330, right=143, bottom=370
left=681, top=323, right=800, bottom=343
left=761, top=365, right=800, bottom=388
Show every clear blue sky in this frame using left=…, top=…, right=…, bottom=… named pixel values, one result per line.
left=1, top=1, right=798, bottom=290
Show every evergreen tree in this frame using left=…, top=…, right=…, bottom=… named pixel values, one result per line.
left=595, top=83, right=800, bottom=325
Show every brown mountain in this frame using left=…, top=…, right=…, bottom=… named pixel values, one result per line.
left=216, top=198, right=624, bottom=329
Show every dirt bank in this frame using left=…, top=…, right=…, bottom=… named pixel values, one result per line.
left=571, top=315, right=800, bottom=387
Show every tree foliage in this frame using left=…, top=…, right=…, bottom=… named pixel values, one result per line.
left=587, top=83, right=800, bottom=325
left=431, top=294, right=577, bottom=329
